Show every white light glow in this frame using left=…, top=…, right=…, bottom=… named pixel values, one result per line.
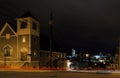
left=94, top=55, right=100, bottom=59
left=67, top=60, right=72, bottom=71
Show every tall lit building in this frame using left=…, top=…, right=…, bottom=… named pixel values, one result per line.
left=72, top=48, right=75, bottom=57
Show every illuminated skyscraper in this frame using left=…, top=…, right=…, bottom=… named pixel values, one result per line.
left=72, top=48, right=75, bottom=57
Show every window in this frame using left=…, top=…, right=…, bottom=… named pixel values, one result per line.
left=22, top=36, right=26, bottom=43
left=33, top=51, right=37, bottom=57
left=6, top=34, right=10, bottom=39
left=33, top=37, right=37, bottom=45
left=4, top=46, right=12, bottom=57
left=20, top=22, right=27, bottom=29
left=32, top=22, right=37, bottom=30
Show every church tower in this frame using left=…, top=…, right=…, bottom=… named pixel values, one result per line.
left=17, top=12, right=40, bottom=67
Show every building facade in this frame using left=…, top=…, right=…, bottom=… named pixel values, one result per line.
left=0, top=12, right=67, bottom=69
left=0, top=12, right=40, bottom=68
left=40, top=50, right=66, bottom=68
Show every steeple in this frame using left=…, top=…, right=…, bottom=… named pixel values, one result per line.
left=16, top=11, right=40, bottom=62
left=19, top=11, right=36, bottom=19
left=16, top=11, right=40, bottom=36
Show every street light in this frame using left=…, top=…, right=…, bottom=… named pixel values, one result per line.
left=85, top=53, right=90, bottom=63
left=85, top=53, right=89, bottom=58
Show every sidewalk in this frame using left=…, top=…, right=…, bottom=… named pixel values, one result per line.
left=0, top=68, right=66, bottom=72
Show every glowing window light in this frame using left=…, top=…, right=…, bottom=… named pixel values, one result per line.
left=22, top=36, right=26, bottom=43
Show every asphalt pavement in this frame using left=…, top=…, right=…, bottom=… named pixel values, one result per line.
left=0, top=70, right=120, bottom=78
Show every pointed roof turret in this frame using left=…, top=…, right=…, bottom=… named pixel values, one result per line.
left=18, top=11, right=36, bottom=19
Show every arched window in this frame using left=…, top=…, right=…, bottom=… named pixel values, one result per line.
left=3, top=45, right=12, bottom=57
left=22, top=36, right=26, bottom=43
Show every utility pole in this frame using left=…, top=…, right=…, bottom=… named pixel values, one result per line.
left=49, top=12, right=53, bottom=68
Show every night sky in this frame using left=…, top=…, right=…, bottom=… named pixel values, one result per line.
left=0, top=0, right=120, bottom=54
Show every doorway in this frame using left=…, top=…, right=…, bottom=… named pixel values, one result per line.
left=21, top=52, right=27, bottom=61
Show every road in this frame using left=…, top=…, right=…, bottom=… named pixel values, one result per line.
left=0, top=71, right=120, bottom=78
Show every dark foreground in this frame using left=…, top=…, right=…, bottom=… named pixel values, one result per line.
left=0, top=71, right=120, bottom=78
